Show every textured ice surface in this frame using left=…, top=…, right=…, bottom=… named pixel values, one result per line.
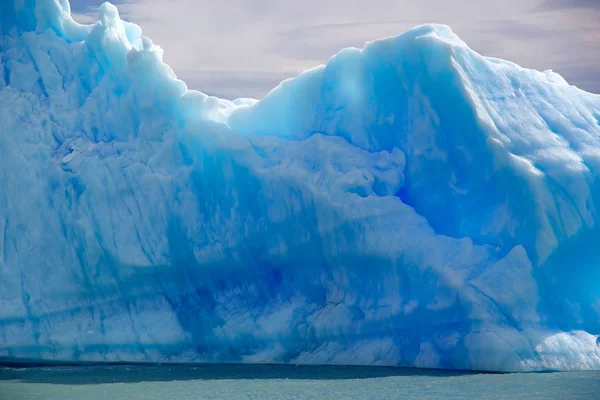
left=1, top=0, right=600, bottom=372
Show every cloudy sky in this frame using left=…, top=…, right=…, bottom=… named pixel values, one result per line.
left=70, top=0, right=600, bottom=99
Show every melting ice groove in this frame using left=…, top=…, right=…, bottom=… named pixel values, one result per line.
left=0, top=0, right=599, bottom=372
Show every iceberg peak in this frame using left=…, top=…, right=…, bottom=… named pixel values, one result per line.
left=99, top=2, right=120, bottom=26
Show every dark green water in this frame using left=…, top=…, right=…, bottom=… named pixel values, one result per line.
left=1, top=364, right=598, bottom=399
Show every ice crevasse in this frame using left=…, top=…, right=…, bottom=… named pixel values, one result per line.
left=1, top=0, right=600, bottom=372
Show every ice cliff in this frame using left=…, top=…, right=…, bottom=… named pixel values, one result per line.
left=1, top=0, right=600, bottom=372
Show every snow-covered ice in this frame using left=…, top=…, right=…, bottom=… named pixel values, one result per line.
left=0, top=0, right=599, bottom=372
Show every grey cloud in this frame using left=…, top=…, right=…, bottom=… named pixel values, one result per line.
left=553, top=62, right=600, bottom=94
left=271, top=20, right=419, bottom=61
left=70, top=0, right=127, bottom=14
left=478, top=19, right=563, bottom=39
left=277, top=20, right=416, bottom=39
left=537, top=0, right=600, bottom=11
left=178, top=70, right=294, bottom=100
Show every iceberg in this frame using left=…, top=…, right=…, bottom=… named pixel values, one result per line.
left=1, top=0, right=599, bottom=372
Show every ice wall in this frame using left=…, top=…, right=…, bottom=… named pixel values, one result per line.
left=0, top=0, right=599, bottom=371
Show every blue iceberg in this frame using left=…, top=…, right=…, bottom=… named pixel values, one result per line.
left=0, top=0, right=599, bottom=372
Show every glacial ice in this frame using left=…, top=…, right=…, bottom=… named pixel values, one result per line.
left=0, top=0, right=599, bottom=372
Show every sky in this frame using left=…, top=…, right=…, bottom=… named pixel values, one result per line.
left=70, top=0, right=600, bottom=99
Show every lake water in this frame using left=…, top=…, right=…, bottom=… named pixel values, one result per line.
left=1, top=364, right=598, bottom=400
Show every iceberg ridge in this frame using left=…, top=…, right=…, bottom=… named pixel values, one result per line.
left=0, top=0, right=599, bottom=372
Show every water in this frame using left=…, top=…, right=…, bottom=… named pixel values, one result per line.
left=0, top=364, right=598, bottom=400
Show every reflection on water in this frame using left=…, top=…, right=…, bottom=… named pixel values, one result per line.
left=0, top=364, right=598, bottom=400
